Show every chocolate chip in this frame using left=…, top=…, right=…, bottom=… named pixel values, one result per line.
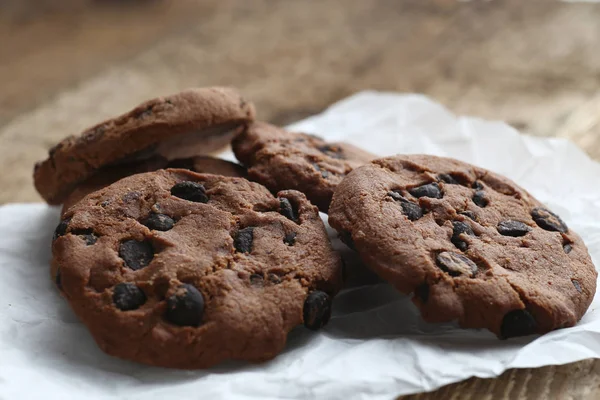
left=234, top=227, right=254, bottom=253
left=268, top=273, right=282, bottom=284
left=119, top=239, right=154, bottom=270
left=459, top=211, right=477, bottom=221
left=409, top=182, right=442, bottom=199
left=564, top=243, right=573, bottom=254
left=143, top=214, right=175, bottom=231
left=135, top=106, right=153, bottom=119
left=436, top=252, right=477, bottom=277
left=572, top=279, right=582, bottom=293
left=312, top=163, right=330, bottom=179
left=497, top=220, right=531, bottom=237
left=70, top=229, right=97, bottom=245
left=414, top=283, right=429, bottom=303
left=472, top=181, right=484, bottom=190
left=165, top=284, right=204, bottom=327
left=82, top=125, right=105, bottom=143
left=388, top=191, right=423, bottom=221
left=250, top=274, right=264, bottom=286
left=81, top=233, right=97, bottom=245
left=122, top=191, right=141, bottom=203
left=472, top=191, right=489, bottom=207
left=170, top=181, right=208, bottom=203
left=53, top=218, right=71, bottom=241
left=55, top=268, right=62, bottom=291
left=438, top=174, right=457, bottom=184
left=284, top=232, right=296, bottom=246
left=451, top=221, right=474, bottom=251
left=113, top=283, right=146, bottom=311
left=318, top=144, right=344, bottom=159
left=303, top=291, right=332, bottom=330
left=500, top=309, right=537, bottom=339
left=279, top=197, right=297, bottom=222
left=531, top=207, right=568, bottom=233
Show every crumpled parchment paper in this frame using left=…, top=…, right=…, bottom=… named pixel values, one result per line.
left=1, top=92, right=599, bottom=400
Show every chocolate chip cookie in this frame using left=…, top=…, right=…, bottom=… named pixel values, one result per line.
left=232, top=122, right=375, bottom=211
left=52, top=169, right=342, bottom=368
left=35, top=87, right=255, bottom=205
left=61, top=156, right=246, bottom=214
left=328, top=154, right=596, bottom=339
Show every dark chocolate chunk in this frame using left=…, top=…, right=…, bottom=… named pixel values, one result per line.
left=53, top=218, right=71, bottom=241
left=170, top=181, right=209, bottom=203
left=234, top=227, right=254, bottom=253
left=409, top=182, right=442, bottom=199
left=451, top=221, right=474, bottom=251
left=135, top=106, right=153, bottom=119
left=459, top=211, right=477, bottom=221
left=71, top=229, right=97, bottom=245
left=472, top=181, right=484, bottom=190
left=312, top=163, right=330, bottom=179
left=531, top=207, right=568, bottom=233
left=436, top=252, right=477, bottom=277
left=318, top=144, right=343, bottom=159
left=122, top=191, right=141, bottom=203
left=165, top=284, right=205, bottom=327
left=564, top=243, right=573, bottom=254
left=414, top=283, right=429, bottom=303
left=572, top=279, right=582, bottom=293
left=82, top=126, right=105, bottom=143
left=81, top=233, right=97, bottom=245
left=119, top=239, right=154, bottom=270
left=500, top=309, right=537, bottom=339
left=497, top=220, right=531, bottom=237
left=472, top=191, right=489, bottom=207
left=388, top=191, right=423, bottom=221
left=279, top=197, right=297, bottom=222
left=143, top=213, right=175, bottom=231
left=303, top=291, right=332, bottom=330
left=284, top=232, right=297, bottom=246
left=113, top=283, right=146, bottom=311
left=249, top=274, right=264, bottom=286
left=268, top=273, right=282, bottom=284
left=438, top=174, right=457, bottom=184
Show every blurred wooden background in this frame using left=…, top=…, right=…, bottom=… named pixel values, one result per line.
left=1, top=0, right=600, bottom=398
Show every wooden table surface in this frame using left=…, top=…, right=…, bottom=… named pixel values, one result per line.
left=1, top=0, right=600, bottom=398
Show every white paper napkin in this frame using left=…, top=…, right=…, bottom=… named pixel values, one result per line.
left=1, top=92, right=599, bottom=400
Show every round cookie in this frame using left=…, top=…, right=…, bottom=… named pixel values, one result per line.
left=34, top=87, right=255, bottom=205
left=52, top=169, right=342, bottom=368
left=61, top=156, right=246, bottom=214
left=232, top=121, right=375, bottom=212
left=328, top=154, right=596, bottom=339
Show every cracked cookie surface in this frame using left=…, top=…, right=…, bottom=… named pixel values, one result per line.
left=35, top=87, right=255, bottom=205
left=52, top=169, right=342, bottom=368
left=328, top=154, right=596, bottom=338
left=232, top=121, right=375, bottom=212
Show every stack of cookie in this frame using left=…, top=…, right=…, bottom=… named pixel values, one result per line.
left=34, top=87, right=597, bottom=369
